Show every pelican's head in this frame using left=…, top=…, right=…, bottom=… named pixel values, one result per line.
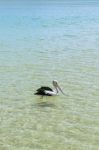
left=52, top=80, right=66, bottom=96
left=52, top=80, right=58, bottom=87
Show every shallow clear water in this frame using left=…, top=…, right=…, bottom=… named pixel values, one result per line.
left=0, top=2, right=99, bottom=150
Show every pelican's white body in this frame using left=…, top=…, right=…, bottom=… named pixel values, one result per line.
left=45, top=90, right=58, bottom=96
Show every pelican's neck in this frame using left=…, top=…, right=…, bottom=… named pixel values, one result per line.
left=53, top=85, right=58, bottom=94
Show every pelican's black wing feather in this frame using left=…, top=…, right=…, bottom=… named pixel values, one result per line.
left=34, top=86, right=53, bottom=95
left=37, top=86, right=53, bottom=91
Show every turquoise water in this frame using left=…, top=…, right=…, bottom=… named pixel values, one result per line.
left=0, top=2, right=99, bottom=150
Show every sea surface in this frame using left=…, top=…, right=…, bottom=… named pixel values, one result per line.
left=0, top=2, right=99, bottom=150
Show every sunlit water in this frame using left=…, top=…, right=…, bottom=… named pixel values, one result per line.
left=0, top=2, right=99, bottom=150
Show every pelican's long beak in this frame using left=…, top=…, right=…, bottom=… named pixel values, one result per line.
left=57, top=84, right=67, bottom=96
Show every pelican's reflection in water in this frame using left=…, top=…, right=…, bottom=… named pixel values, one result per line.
left=32, top=101, right=56, bottom=108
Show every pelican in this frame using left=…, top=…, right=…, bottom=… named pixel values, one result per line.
left=34, top=80, right=66, bottom=96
